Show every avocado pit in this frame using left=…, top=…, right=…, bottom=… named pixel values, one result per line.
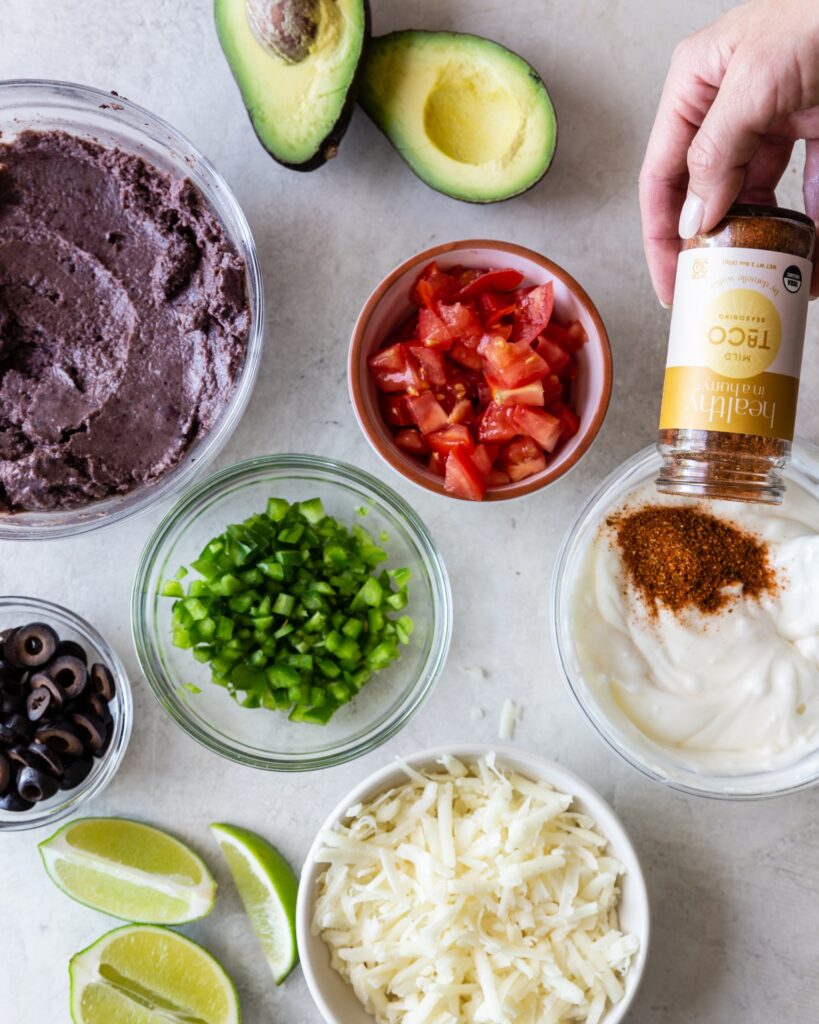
left=245, top=0, right=319, bottom=62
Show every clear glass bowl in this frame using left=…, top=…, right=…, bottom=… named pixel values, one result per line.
left=0, top=80, right=263, bottom=539
left=552, top=439, right=819, bottom=799
left=132, top=455, right=452, bottom=771
left=0, top=596, right=133, bottom=831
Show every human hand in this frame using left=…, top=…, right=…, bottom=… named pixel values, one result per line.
left=639, top=0, right=819, bottom=306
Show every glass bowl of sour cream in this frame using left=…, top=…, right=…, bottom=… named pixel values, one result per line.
left=552, top=439, right=819, bottom=799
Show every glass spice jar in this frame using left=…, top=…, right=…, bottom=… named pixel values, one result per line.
left=657, top=204, right=815, bottom=503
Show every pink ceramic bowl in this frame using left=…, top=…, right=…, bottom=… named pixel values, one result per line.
left=348, top=240, right=612, bottom=500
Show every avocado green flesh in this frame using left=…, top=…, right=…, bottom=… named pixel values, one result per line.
left=215, top=0, right=368, bottom=168
left=360, top=31, right=557, bottom=203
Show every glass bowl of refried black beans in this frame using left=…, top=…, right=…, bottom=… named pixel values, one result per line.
left=0, top=81, right=263, bottom=539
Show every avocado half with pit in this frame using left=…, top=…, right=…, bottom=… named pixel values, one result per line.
left=359, top=31, right=557, bottom=203
left=215, top=0, right=370, bottom=170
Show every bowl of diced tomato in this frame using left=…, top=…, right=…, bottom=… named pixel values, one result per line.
left=349, top=240, right=612, bottom=501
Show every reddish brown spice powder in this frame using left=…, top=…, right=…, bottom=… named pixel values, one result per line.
left=607, top=504, right=778, bottom=616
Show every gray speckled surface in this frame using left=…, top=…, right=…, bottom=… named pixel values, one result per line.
left=2, top=1, right=819, bottom=1021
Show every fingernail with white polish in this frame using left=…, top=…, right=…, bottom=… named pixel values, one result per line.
left=660, top=300, right=672, bottom=310
left=678, top=192, right=705, bottom=239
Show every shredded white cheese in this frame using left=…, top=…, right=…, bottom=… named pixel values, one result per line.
left=498, top=699, right=521, bottom=741
left=312, top=754, right=638, bottom=1024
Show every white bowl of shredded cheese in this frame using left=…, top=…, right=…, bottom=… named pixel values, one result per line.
left=297, top=744, right=649, bottom=1024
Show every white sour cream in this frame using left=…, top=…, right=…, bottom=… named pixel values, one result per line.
left=571, top=480, right=819, bottom=772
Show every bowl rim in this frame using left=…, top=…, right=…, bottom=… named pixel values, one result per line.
left=0, top=78, right=264, bottom=540
left=296, top=742, right=650, bottom=1024
left=348, top=238, right=613, bottom=501
left=131, top=453, right=453, bottom=772
left=0, top=594, right=133, bottom=832
left=551, top=438, right=819, bottom=800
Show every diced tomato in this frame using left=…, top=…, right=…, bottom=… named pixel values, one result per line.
left=480, top=336, right=549, bottom=389
left=512, top=405, right=562, bottom=453
left=512, top=282, right=554, bottom=344
left=437, top=301, right=482, bottom=341
left=427, top=424, right=475, bottom=455
left=444, top=447, right=486, bottom=501
left=368, top=260, right=584, bottom=501
left=541, top=374, right=565, bottom=403
left=487, top=376, right=545, bottom=407
left=407, top=392, right=449, bottom=434
left=457, top=268, right=524, bottom=299
left=542, top=320, right=570, bottom=346
left=380, top=394, right=414, bottom=427
left=566, top=320, right=588, bottom=351
left=418, top=307, right=454, bottom=349
left=412, top=262, right=460, bottom=309
left=478, top=401, right=519, bottom=443
left=535, top=336, right=571, bottom=375
left=480, top=290, right=517, bottom=325
left=448, top=398, right=473, bottom=425
left=502, top=437, right=547, bottom=482
left=549, top=400, right=581, bottom=439
left=428, top=450, right=447, bottom=476
left=383, top=313, right=418, bottom=347
left=471, top=443, right=498, bottom=477
left=408, top=345, right=448, bottom=387
left=368, top=343, right=422, bottom=393
left=449, top=340, right=482, bottom=371
left=394, top=429, right=428, bottom=455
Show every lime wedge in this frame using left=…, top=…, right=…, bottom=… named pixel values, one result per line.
left=39, top=817, right=216, bottom=924
left=69, top=924, right=240, bottom=1024
left=210, top=822, right=298, bottom=984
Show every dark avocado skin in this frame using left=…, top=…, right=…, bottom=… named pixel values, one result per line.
left=359, top=30, right=558, bottom=204
left=223, top=0, right=371, bottom=172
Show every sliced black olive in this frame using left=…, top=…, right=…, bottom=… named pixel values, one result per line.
left=90, top=663, right=116, bottom=702
left=55, top=639, right=88, bottom=665
left=60, top=756, right=93, bottom=790
left=17, top=765, right=59, bottom=803
left=83, top=691, right=113, bottom=726
left=4, top=712, right=32, bottom=742
left=0, top=627, right=15, bottom=653
left=0, top=691, right=24, bottom=715
left=0, top=658, right=19, bottom=685
left=0, top=789, right=33, bottom=812
left=26, top=686, right=55, bottom=722
left=5, top=623, right=58, bottom=669
left=6, top=744, right=34, bottom=769
left=0, top=720, right=14, bottom=745
left=0, top=671, right=25, bottom=697
left=27, top=741, right=64, bottom=778
left=34, top=720, right=84, bottom=758
left=70, top=711, right=108, bottom=754
left=29, top=672, right=64, bottom=709
left=46, top=655, right=88, bottom=701
left=0, top=752, right=9, bottom=794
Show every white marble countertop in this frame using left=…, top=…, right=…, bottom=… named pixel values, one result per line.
left=2, top=1, right=819, bottom=1021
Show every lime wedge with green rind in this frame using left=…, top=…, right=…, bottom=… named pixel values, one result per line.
left=39, top=817, right=216, bottom=924
left=69, top=924, right=240, bottom=1024
left=210, top=822, right=298, bottom=984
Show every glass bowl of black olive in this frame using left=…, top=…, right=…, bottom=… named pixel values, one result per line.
left=0, top=597, right=132, bottom=831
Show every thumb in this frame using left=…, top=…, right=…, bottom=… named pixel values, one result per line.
left=678, top=57, right=774, bottom=239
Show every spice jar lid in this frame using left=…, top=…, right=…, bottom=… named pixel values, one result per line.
left=725, top=203, right=816, bottom=231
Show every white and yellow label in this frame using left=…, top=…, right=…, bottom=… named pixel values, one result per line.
left=660, top=246, right=812, bottom=439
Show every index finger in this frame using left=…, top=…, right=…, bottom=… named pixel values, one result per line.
left=639, top=43, right=723, bottom=304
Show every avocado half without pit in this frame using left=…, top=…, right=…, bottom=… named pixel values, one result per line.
left=215, top=0, right=370, bottom=169
left=359, top=31, right=558, bottom=203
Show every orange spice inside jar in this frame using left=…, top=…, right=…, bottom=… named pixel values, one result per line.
left=657, top=205, right=815, bottom=504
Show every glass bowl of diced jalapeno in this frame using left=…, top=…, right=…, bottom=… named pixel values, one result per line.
left=132, top=454, right=452, bottom=771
